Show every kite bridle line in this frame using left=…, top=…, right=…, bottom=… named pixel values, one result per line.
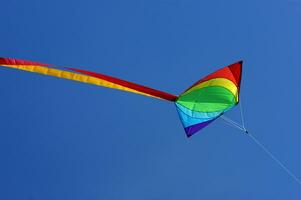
left=220, top=97, right=248, bottom=133
left=221, top=99, right=301, bottom=186
left=220, top=115, right=246, bottom=133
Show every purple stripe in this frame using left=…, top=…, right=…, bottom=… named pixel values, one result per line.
left=184, top=119, right=215, bottom=137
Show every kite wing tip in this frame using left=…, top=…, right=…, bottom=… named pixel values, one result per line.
left=186, top=134, right=192, bottom=138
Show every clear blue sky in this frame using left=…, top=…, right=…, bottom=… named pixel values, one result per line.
left=1, top=0, right=300, bottom=199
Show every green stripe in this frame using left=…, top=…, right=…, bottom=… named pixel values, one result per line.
left=176, top=86, right=237, bottom=112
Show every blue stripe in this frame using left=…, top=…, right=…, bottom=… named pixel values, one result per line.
left=175, top=106, right=217, bottom=128
left=175, top=103, right=223, bottom=119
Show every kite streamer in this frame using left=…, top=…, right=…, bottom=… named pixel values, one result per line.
left=0, top=57, right=242, bottom=137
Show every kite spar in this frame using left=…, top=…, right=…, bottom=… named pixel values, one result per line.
left=0, top=57, right=242, bottom=137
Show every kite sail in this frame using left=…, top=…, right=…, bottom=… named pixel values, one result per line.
left=176, top=61, right=242, bottom=137
left=0, top=57, right=242, bottom=137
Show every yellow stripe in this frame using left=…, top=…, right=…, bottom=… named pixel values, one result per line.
left=1, top=64, right=162, bottom=99
left=182, top=78, right=239, bottom=101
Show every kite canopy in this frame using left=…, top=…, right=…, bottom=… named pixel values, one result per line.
left=175, top=61, right=242, bottom=137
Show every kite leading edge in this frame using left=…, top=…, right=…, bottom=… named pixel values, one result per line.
left=0, top=57, right=242, bottom=137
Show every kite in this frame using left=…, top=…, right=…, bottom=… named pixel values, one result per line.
left=2, top=57, right=301, bottom=187
left=0, top=57, right=242, bottom=137
left=3, top=57, right=301, bottom=186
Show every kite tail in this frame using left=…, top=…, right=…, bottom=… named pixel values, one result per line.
left=0, top=57, right=178, bottom=101
left=175, top=61, right=243, bottom=137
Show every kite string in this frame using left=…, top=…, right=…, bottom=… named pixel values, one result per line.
left=220, top=115, right=245, bottom=132
left=221, top=117, right=242, bottom=131
left=221, top=115, right=244, bottom=129
left=221, top=116, right=247, bottom=132
left=220, top=98, right=248, bottom=133
left=239, top=99, right=246, bottom=129
left=227, top=99, right=301, bottom=185
left=248, top=133, right=301, bottom=185
left=221, top=98, right=301, bottom=185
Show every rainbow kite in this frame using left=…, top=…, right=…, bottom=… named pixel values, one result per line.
left=0, top=57, right=242, bottom=137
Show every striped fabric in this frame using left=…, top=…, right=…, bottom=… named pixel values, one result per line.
left=0, top=58, right=177, bottom=101
left=175, top=61, right=242, bottom=137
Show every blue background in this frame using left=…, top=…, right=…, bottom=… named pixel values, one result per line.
left=0, top=0, right=300, bottom=199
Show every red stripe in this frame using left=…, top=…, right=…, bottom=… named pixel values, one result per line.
left=185, top=61, right=242, bottom=92
left=66, top=67, right=178, bottom=101
left=228, top=61, right=242, bottom=88
left=0, top=57, right=49, bottom=66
